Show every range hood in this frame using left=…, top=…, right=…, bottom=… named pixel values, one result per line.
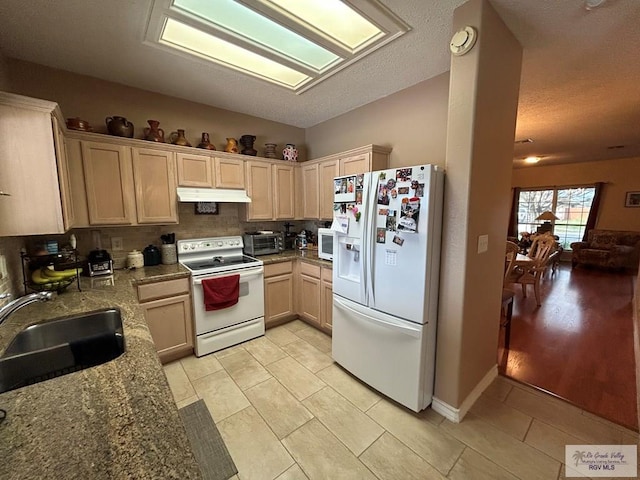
left=177, top=187, right=251, bottom=203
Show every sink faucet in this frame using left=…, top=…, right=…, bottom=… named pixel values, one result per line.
left=0, top=292, right=55, bottom=326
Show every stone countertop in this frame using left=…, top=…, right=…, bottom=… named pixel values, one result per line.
left=0, top=264, right=201, bottom=480
left=258, top=249, right=333, bottom=268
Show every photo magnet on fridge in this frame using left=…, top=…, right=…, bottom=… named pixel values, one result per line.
left=355, top=189, right=363, bottom=205
left=376, top=228, right=386, bottom=243
left=386, top=210, right=397, bottom=231
left=378, top=184, right=390, bottom=205
left=398, top=197, right=420, bottom=233
left=378, top=207, right=389, bottom=216
left=397, top=186, right=410, bottom=195
left=392, top=235, right=404, bottom=246
left=396, top=168, right=412, bottom=181
left=356, top=174, right=364, bottom=187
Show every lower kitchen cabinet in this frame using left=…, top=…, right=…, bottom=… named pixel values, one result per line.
left=320, top=267, right=333, bottom=332
left=297, top=261, right=321, bottom=327
left=264, top=261, right=295, bottom=327
left=137, top=277, right=194, bottom=364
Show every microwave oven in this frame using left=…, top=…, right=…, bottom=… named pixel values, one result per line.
left=243, top=232, right=284, bottom=256
left=317, top=228, right=334, bottom=261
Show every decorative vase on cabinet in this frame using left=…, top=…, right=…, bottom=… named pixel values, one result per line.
left=143, top=119, right=165, bottom=142
left=105, top=116, right=134, bottom=138
left=239, top=134, right=257, bottom=156
left=197, top=132, right=216, bottom=150
left=283, top=144, right=298, bottom=162
left=225, top=138, right=239, bottom=153
left=170, top=129, right=192, bottom=147
left=264, top=143, right=277, bottom=159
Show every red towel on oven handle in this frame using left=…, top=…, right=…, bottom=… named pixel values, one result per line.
left=201, top=275, right=240, bottom=311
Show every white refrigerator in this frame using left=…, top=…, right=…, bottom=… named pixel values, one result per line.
left=331, top=164, right=444, bottom=412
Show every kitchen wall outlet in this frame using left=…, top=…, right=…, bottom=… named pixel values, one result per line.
left=111, top=237, right=124, bottom=251
left=477, top=234, right=489, bottom=254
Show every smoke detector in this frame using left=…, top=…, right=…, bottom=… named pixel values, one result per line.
left=450, top=26, right=477, bottom=56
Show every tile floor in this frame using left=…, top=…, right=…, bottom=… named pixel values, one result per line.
left=164, top=320, right=639, bottom=480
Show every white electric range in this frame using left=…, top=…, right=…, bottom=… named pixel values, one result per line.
left=178, top=236, right=265, bottom=356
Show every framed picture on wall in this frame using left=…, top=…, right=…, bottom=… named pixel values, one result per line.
left=624, top=191, right=640, bottom=207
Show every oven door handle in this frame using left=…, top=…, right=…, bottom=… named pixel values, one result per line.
left=192, top=267, right=264, bottom=284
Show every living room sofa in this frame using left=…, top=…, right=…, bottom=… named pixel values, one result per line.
left=570, top=230, right=640, bottom=271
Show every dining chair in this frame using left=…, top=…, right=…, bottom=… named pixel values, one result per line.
left=513, top=234, right=557, bottom=306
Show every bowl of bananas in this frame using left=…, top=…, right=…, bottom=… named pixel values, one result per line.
left=30, top=266, right=82, bottom=293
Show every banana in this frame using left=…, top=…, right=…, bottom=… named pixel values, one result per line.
left=32, top=269, right=55, bottom=284
left=42, top=267, right=81, bottom=279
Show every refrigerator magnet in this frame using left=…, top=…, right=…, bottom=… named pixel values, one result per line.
left=356, top=174, right=364, bottom=187
left=355, top=189, right=363, bottom=204
left=398, top=186, right=410, bottom=195
left=386, top=211, right=397, bottom=231
left=376, top=228, right=386, bottom=243
left=377, top=184, right=390, bottom=205
left=392, top=235, right=404, bottom=246
left=396, top=168, right=412, bottom=181
left=378, top=207, right=389, bottom=216
left=416, top=183, right=424, bottom=197
left=386, top=178, right=396, bottom=189
left=398, top=197, right=420, bottom=233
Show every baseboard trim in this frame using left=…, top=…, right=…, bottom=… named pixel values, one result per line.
left=432, top=364, right=498, bottom=422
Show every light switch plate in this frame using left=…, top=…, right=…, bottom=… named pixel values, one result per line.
left=477, top=234, right=489, bottom=254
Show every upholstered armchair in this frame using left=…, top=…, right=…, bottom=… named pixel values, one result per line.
left=570, top=230, right=640, bottom=271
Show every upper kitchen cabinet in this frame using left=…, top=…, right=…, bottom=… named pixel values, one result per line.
left=244, top=160, right=294, bottom=221
left=338, top=145, right=391, bottom=176
left=301, top=163, right=320, bottom=219
left=177, top=152, right=213, bottom=187
left=319, top=160, right=339, bottom=220
left=0, top=93, right=73, bottom=236
left=132, top=147, right=177, bottom=224
left=81, top=141, right=136, bottom=225
left=214, top=157, right=245, bottom=189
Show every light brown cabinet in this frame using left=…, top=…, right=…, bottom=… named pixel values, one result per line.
left=132, top=147, right=177, bottom=224
left=264, top=261, right=295, bottom=327
left=297, top=261, right=321, bottom=327
left=177, top=152, right=213, bottom=187
left=245, top=160, right=295, bottom=221
left=215, top=157, right=245, bottom=189
left=0, top=93, right=72, bottom=236
left=301, top=163, right=320, bottom=219
left=52, top=116, right=76, bottom=230
left=137, top=277, right=193, bottom=364
left=81, top=141, right=135, bottom=225
left=319, top=160, right=339, bottom=220
left=320, top=267, right=333, bottom=332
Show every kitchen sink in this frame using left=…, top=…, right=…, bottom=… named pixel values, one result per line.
left=0, top=308, right=125, bottom=394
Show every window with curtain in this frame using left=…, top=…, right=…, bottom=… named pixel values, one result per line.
left=517, top=186, right=596, bottom=249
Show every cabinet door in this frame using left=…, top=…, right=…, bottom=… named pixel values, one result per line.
left=52, top=116, right=75, bottom=230
left=302, top=163, right=319, bottom=219
left=245, top=161, right=273, bottom=220
left=177, top=152, right=213, bottom=187
left=299, top=274, right=321, bottom=326
left=0, top=103, right=65, bottom=236
left=319, top=160, right=339, bottom=220
left=132, top=147, right=178, bottom=224
left=273, top=163, right=295, bottom=219
left=265, top=273, right=294, bottom=327
left=321, top=278, right=333, bottom=333
left=214, top=157, right=245, bottom=189
left=141, top=293, right=194, bottom=364
left=339, top=153, right=370, bottom=176
left=82, top=141, right=135, bottom=225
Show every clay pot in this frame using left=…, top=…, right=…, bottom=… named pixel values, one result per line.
left=239, top=134, right=257, bottom=156
left=197, top=132, right=216, bottom=150
left=224, top=138, right=239, bottom=154
left=170, top=129, right=192, bottom=147
left=105, top=116, right=133, bottom=137
left=264, top=143, right=277, bottom=159
left=143, top=120, right=165, bottom=142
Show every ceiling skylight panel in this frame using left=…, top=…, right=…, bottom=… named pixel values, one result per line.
left=266, top=0, right=382, bottom=50
left=160, top=18, right=309, bottom=88
left=172, top=0, right=340, bottom=71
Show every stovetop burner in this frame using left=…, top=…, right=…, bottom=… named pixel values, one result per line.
left=178, top=236, right=262, bottom=276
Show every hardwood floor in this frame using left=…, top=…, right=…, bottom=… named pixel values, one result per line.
left=499, top=263, right=638, bottom=431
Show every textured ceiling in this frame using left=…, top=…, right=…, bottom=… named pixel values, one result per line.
left=0, top=0, right=639, bottom=166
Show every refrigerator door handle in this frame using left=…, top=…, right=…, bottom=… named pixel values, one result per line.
left=364, top=174, right=377, bottom=305
left=334, top=297, right=421, bottom=338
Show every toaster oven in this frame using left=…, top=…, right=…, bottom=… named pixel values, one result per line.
left=243, top=232, right=284, bottom=256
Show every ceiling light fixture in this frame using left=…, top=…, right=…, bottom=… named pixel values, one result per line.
left=144, top=0, right=410, bottom=93
left=524, top=156, right=541, bottom=164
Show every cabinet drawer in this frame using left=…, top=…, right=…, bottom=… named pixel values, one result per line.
left=321, top=267, right=332, bottom=282
left=137, top=277, right=190, bottom=303
left=265, top=260, right=293, bottom=277
left=299, top=261, right=320, bottom=278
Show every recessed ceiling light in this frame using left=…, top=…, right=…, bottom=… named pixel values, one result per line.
left=145, top=0, right=410, bottom=92
left=524, top=156, right=541, bottom=164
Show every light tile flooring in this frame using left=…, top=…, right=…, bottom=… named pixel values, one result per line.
left=164, top=321, right=639, bottom=480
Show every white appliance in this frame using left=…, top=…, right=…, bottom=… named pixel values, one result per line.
left=177, top=236, right=265, bottom=356
left=331, top=165, right=444, bottom=412
left=317, top=228, right=334, bottom=261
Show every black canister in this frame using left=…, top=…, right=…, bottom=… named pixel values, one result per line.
left=143, top=245, right=161, bottom=266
